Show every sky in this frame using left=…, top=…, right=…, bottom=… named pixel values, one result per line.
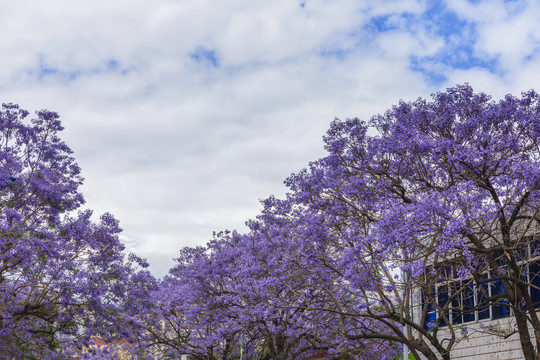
left=2, top=0, right=540, bottom=277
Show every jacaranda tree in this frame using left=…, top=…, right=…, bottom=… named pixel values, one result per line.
left=146, top=233, right=337, bottom=360
left=140, top=84, right=540, bottom=360
left=20, top=83, right=540, bottom=359
left=0, top=103, right=155, bottom=358
left=146, top=84, right=540, bottom=360
left=144, top=227, right=400, bottom=360
left=250, top=84, right=540, bottom=360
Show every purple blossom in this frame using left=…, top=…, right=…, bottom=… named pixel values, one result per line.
left=0, top=103, right=155, bottom=358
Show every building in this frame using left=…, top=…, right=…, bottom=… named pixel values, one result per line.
left=408, top=236, right=540, bottom=359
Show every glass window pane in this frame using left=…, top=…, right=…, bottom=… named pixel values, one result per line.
left=422, top=288, right=437, bottom=330
left=491, top=279, right=510, bottom=319
left=437, top=285, right=449, bottom=326
left=462, top=284, right=475, bottom=323
left=425, top=303, right=437, bottom=330
left=530, top=261, right=540, bottom=309
left=516, top=243, right=529, bottom=262
left=531, top=239, right=540, bottom=258
left=450, top=281, right=462, bottom=325
left=477, top=275, right=490, bottom=320
left=492, top=250, right=507, bottom=267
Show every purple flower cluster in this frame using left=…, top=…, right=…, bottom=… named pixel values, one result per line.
left=7, top=84, right=540, bottom=360
left=0, top=104, right=156, bottom=358
left=142, top=85, right=540, bottom=360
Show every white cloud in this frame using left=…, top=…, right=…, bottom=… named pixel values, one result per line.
left=4, top=0, right=540, bottom=277
left=444, top=0, right=540, bottom=71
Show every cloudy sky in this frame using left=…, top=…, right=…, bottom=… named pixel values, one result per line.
left=2, top=0, right=540, bottom=276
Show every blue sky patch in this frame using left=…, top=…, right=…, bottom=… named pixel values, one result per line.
left=37, top=57, right=59, bottom=80
left=33, top=57, right=131, bottom=82
left=37, top=57, right=81, bottom=82
left=409, top=56, right=447, bottom=86
left=37, top=67, right=80, bottom=81
left=365, top=13, right=415, bottom=33
left=366, top=15, right=395, bottom=32
left=107, top=59, right=120, bottom=70
left=190, top=48, right=219, bottom=68
left=425, top=3, right=499, bottom=71
left=39, top=67, right=58, bottom=77
left=400, top=1, right=501, bottom=82
left=423, top=2, right=469, bottom=39
left=104, top=59, right=130, bottom=74
left=319, top=48, right=350, bottom=60
left=106, top=59, right=133, bottom=75
left=338, top=1, right=502, bottom=81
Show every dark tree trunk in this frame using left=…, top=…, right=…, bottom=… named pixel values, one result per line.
left=514, top=309, right=536, bottom=360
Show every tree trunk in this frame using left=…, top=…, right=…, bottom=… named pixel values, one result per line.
left=514, top=309, right=536, bottom=360
left=535, top=329, right=540, bottom=360
left=413, top=339, right=444, bottom=360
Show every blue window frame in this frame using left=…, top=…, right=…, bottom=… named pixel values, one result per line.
left=490, top=279, right=510, bottom=320
left=422, top=289, right=437, bottom=330
left=477, top=274, right=490, bottom=320
left=421, top=238, right=540, bottom=329
left=530, top=261, right=540, bottom=309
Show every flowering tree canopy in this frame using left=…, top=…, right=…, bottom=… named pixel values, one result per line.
left=144, top=230, right=398, bottom=360
left=8, top=85, right=540, bottom=360
left=0, top=104, right=155, bottom=358
left=266, top=84, right=540, bottom=360
left=147, top=85, right=540, bottom=360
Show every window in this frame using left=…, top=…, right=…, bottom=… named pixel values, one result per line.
left=421, top=238, right=540, bottom=329
left=422, top=268, right=512, bottom=328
